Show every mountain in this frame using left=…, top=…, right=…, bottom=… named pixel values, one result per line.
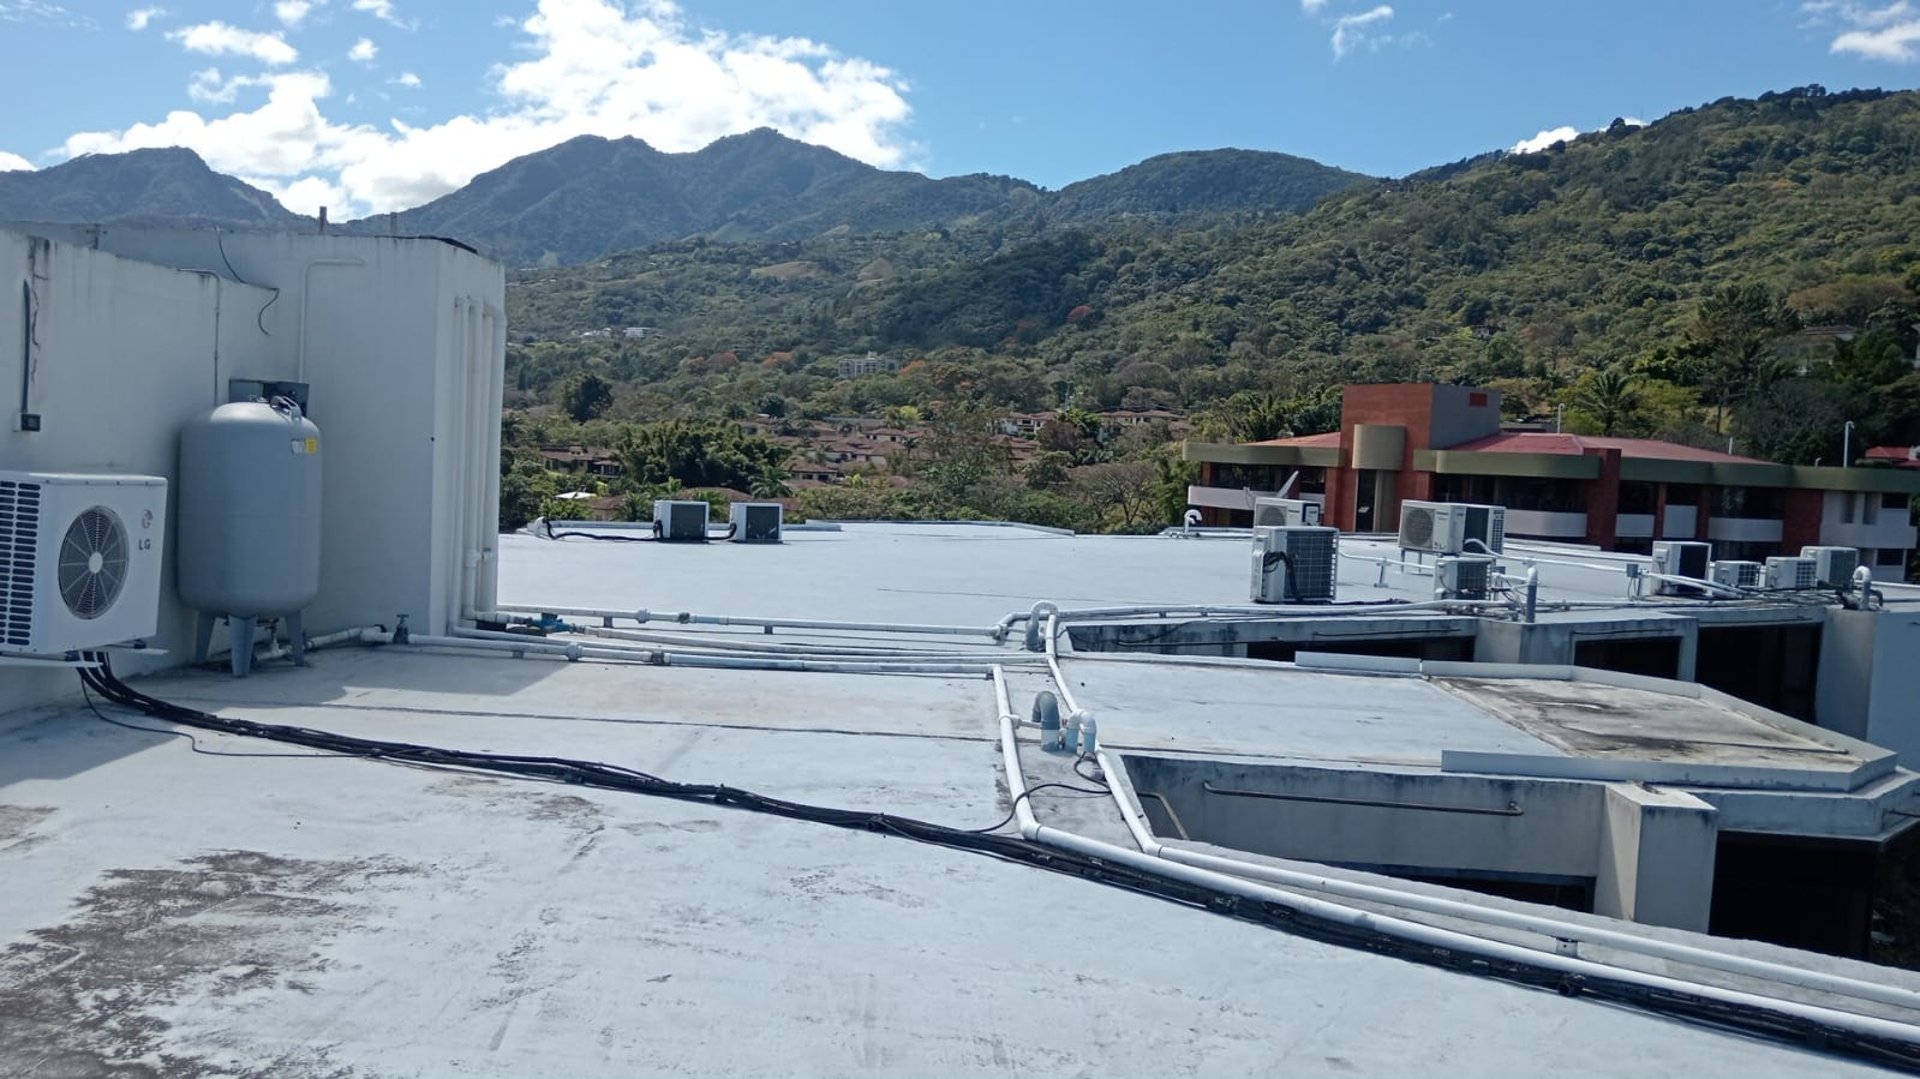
left=0, top=147, right=303, bottom=230
left=378, top=129, right=1045, bottom=266
left=376, top=129, right=1370, bottom=265
left=1043, top=148, right=1371, bottom=224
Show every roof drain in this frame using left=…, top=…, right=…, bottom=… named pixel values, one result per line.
left=988, top=680, right=1920, bottom=1045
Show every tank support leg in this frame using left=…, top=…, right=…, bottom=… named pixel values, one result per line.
left=286, top=611, right=307, bottom=666
left=230, top=617, right=254, bottom=678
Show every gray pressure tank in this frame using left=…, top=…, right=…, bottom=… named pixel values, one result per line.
left=177, top=399, right=323, bottom=617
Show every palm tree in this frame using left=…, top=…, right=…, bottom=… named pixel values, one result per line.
left=1573, top=367, right=1641, bottom=437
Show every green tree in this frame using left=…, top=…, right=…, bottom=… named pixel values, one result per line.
left=560, top=372, right=615, bottom=423
left=1568, top=367, right=1641, bottom=436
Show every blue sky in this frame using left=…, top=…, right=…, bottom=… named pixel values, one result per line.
left=0, top=1, right=1916, bottom=217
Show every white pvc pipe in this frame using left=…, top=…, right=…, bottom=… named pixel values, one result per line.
left=477, top=303, right=506, bottom=618
left=494, top=603, right=1002, bottom=639
left=989, top=711, right=1920, bottom=1043
left=571, top=623, right=1042, bottom=661
left=447, top=627, right=1003, bottom=675
left=451, top=297, right=474, bottom=631
left=1096, top=747, right=1919, bottom=1013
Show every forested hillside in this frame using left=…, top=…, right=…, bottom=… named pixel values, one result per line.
left=507, top=86, right=1920, bottom=465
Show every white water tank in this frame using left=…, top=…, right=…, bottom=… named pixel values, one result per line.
left=177, top=399, right=323, bottom=616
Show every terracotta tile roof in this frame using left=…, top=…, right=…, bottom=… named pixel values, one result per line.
left=1248, top=431, right=1343, bottom=447
left=1446, top=432, right=1765, bottom=464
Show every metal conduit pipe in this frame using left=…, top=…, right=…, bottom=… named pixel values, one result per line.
left=988, top=702, right=1920, bottom=1044
left=493, top=603, right=1002, bottom=639
left=1094, top=753, right=1919, bottom=1014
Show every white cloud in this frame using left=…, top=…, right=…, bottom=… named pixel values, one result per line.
left=0, top=151, right=33, bottom=172
left=1833, top=20, right=1920, bottom=58
left=166, top=21, right=300, bottom=65
left=275, top=0, right=319, bottom=28
left=58, top=0, right=918, bottom=217
left=1331, top=4, right=1394, bottom=58
left=126, top=6, right=165, bottom=30
left=1300, top=0, right=1328, bottom=11
left=393, top=71, right=422, bottom=87
left=352, top=0, right=403, bottom=26
left=1, top=1, right=91, bottom=28
left=348, top=37, right=377, bottom=62
left=1511, top=125, right=1581, bottom=153
left=1803, top=1, right=1920, bottom=60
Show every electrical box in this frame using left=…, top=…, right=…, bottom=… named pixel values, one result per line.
left=653, top=500, right=710, bottom=542
left=729, top=502, right=783, bottom=544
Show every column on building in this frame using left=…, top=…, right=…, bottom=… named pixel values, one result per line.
left=1583, top=448, right=1624, bottom=549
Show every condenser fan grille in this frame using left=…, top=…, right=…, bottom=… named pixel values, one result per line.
left=1401, top=507, right=1435, bottom=548
left=58, top=506, right=128, bottom=620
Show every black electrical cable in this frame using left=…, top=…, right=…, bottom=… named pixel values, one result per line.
left=544, top=516, right=660, bottom=542
left=69, top=655, right=1920, bottom=1073
left=80, top=678, right=338, bottom=760
left=1073, top=757, right=1108, bottom=787
left=963, top=781, right=1112, bottom=835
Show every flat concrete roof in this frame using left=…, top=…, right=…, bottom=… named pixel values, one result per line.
left=3, top=523, right=1919, bottom=1075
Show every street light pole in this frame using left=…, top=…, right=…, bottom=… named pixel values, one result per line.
left=1843, top=420, right=1856, bottom=468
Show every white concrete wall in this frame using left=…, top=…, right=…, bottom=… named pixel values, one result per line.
left=0, top=230, right=284, bottom=712
left=0, top=226, right=504, bottom=716
left=1593, top=783, right=1717, bottom=931
left=1821, top=609, right=1920, bottom=758
left=1707, top=517, right=1784, bottom=543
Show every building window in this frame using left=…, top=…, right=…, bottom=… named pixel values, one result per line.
left=1882, top=548, right=1910, bottom=567
left=1716, top=540, right=1779, bottom=563
left=1841, top=493, right=1856, bottom=524
left=1664, top=484, right=1701, bottom=508
left=1886, top=492, right=1914, bottom=513
left=1618, top=482, right=1658, bottom=515
left=1864, top=493, right=1879, bottom=525
left=1714, top=487, right=1786, bottom=520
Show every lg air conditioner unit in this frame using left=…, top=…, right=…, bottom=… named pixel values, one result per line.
left=1398, top=500, right=1466, bottom=555
left=1800, top=546, right=1859, bottom=590
left=1436, top=556, right=1492, bottom=600
left=1709, top=560, right=1762, bottom=590
left=1251, top=526, right=1339, bottom=604
left=729, top=502, right=783, bottom=544
left=653, top=500, right=710, bottom=542
left=1651, top=541, right=1712, bottom=597
left=1764, top=556, right=1818, bottom=591
left=0, top=472, right=167, bottom=655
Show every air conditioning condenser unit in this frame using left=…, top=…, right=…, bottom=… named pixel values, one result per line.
left=653, top=500, right=710, bottom=542
left=1651, top=541, right=1712, bottom=596
left=730, top=502, right=783, bottom=544
left=1800, top=546, right=1859, bottom=590
left=1436, top=556, right=1492, bottom=600
left=1251, top=526, right=1339, bottom=604
left=1709, top=560, right=1761, bottom=590
left=1252, top=497, right=1320, bottom=528
left=0, top=471, right=168, bottom=655
left=1764, top=556, right=1818, bottom=591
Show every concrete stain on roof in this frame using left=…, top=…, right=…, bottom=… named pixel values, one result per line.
left=1438, top=677, right=1863, bottom=768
